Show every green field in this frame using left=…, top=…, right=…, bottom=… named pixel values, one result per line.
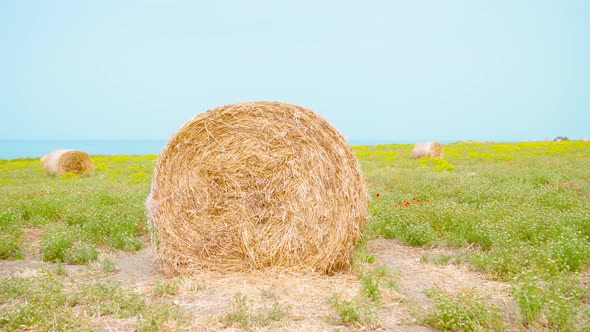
left=1, top=141, right=589, bottom=331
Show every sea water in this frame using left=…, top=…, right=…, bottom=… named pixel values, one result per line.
left=0, top=140, right=167, bottom=159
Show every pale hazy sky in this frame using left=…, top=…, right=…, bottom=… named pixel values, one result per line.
left=1, top=1, right=589, bottom=142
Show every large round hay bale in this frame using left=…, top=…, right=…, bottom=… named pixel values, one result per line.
left=412, top=141, right=443, bottom=158
left=146, top=101, right=368, bottom=276
left=40, top=149, right=94, bottom=175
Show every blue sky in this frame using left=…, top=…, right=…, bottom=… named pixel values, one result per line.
left=1, top=1, right=589, bottom=143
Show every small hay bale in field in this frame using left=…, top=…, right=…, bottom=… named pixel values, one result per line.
left=40, top=149, right=94, bottom=175
left=412, top=141, right=443, bottom=158
left=146, top=101, right=368, bottom=276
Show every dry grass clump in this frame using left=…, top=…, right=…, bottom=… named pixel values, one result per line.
left=412, top=142, right=443, bottom=158
left=146, top=101, right=368, bottom=276
left=40, top=149, right=94, bottom=175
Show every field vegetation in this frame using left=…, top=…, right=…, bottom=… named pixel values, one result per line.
left=0, top=140, right=589, bottom=330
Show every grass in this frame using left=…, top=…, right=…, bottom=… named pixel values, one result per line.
left=327, top=293, right=379, bottom=328
left=220, top=292, right=289, bottom=328
left=1, top=140, right=589, bottom=330
left=40, top=223, right=99, bottom=264
left=0, top=155, right=155, bottom=261
left=328, top=265, right=396, bottom=328
left=359, top=140, right=590, bottom=330
left=153, top=278, right=181, bottom=296
left=101, top=258, right=116, bottom=273
left=359, top=265, right=396, bottom=304
left=0, top=269, right=187, bottom=331
left=422, top=286, right=506, bottom=331
left=510, top=273, right=588, bottom=330
left=0, top=211, right=23, bottom=259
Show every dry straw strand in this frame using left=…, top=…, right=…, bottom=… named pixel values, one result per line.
left=146, top=101, right=368, bottom=276
left=412, top=141, right=443, bottom=159
left=40, top=149, right=94, bottom=175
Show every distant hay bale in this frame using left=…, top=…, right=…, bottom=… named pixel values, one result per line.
left=40, top=149, right=94, bottom=175
left=146, top=101, right=368, bottom=276
left=412, top=141, right=443, bottom=158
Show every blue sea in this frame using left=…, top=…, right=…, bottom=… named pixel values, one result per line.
left=0, top=139, right=407, bottom=160
left=0, top=140, right=168, bottom=160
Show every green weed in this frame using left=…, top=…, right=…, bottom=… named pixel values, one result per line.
left=220, top=292, right=289, bottom=328
left=101, top=258, right=116, bottom=273
left=70, top=281, right=144, bottom=317
left=56, top=261, right=68, bottom=275
left=153, top=278, right=180, bottom=296
left=0, top=270, right=187, bottom=331
left=0, top=270, right=85, bottom=331
left=0, top=211, right=23, bottom=259
left=40, top=224, right=98, bottom=264
left=359, top=265, right=392, bottom=304
left=422, top=287, right=505, bottom=331
left=511, top=274, right=588, bottom=330
left=362, top=140, right=590, bottom=329
left=327, top=266, right=396, bottom=328
left=327, top=293, right=380, bottom=328
left=136, top=300, right=188, bottom=332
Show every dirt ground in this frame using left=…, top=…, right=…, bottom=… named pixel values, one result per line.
left=0, top=238, right=516, bottom=331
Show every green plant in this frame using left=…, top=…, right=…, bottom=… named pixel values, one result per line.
left=66, top=242, right=99, bottom=264
left=153, top=278, right=180, bottom=296
left=362, top=141, right=590, bottom=329
left=0, top=232, right=23, bottom=260
left=359, top=265, right=390, bottom=304
left=0, top=270, right=85, bottom=331
left=0, top=211, right=23, bottom=259
left=40, top=225, right=97, bottom=264
left=0, top=275, right=33, bottom=302
left=0, top=269, right=188, bottom=332
left=56, top=261, right=67, bottom=276
left=136, top=300, right=188, bottom=332
left=422, top=287, right=505, bottom=331
left=101, top=258, right=116, bottom=273
left=421, top=253, right=453, bottom=265
left=40, top=225, right=76, bottom=262
left=351, top=241, right=376, bottom=267
left=511, top=274, right=587, bottom=330
left=71, top=281, right=144, bottom=318
left=220, top=292, right=289, bottom=328
left=40, top=224, right=98, bottom=264
left=327, top=293, right=379, bottom=328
